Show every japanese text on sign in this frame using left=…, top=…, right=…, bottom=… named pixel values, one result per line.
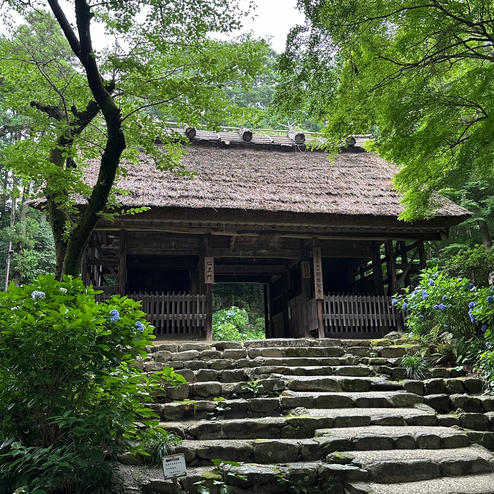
left=162, top=454, right=187, bottom=479
left=204, top=257, right=214, bottom=284
left=313, top=247, right=323, bottom=299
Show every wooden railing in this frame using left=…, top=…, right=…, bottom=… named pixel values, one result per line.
left=321, top=293, right=402, bottom=338
left=128, top=292, right=206, bottom=338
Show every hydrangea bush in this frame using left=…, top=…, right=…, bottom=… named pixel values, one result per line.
left=0, top=275, right=183, bottom=494
left=393, top=267, right=494, bottom=390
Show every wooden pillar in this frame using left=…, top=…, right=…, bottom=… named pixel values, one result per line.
left=264, top=283, right=272, bottom=339
left=418, top=241, right=426, bottom=270
left=118, top=230, right=127, bottom=295
left=281, top=272, right=290, bottom=338
left=201, top=235, right=214, bottom=341
left=399, top=241, right=411, bottom=287
left=312, top=240, right=325, bottom=339
left=204, top=256, right=214, bottom=341
left=301, top=260, right=312, bottom=337
left=385, top=240, right=398, bottom=296
left=371, top=242, right=384, bottom=295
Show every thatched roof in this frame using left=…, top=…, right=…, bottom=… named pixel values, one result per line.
left=81, top=133, right=468, bottom=222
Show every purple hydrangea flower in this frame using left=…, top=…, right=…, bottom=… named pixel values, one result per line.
left=402, top=302, right=408, bottom=310
left=419, top=314, right=425, bottom=320
left=433, top=304, right=439, bottom=310
left=486, top=342, right=492, bottom=350
left=428, top=280, right=435, bottom=286
left=442, top=295, right=447, bottom=302
left=422, top=290, right=428, bottom=300
left=468, top=284, right=475, bottom=291
left=468, top=310, right=477, bottom=323
left=109, top=309, right=120, bottom=322
left=487, top=296, right=494, bottom=304
left=468, top=301, right=476, bottom=309
left=31, top=290, right=45, bottom=299
left=135, top=321, right=145, bottom=332
left=438, top=304, right=447, bottom=311
left=481, top=324, right=487, bottom=332
left=391, top=298, right=398, bottom=306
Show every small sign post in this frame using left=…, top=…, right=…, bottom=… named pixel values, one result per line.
left=162, top=453, right=187, bottom=482
left=204, top=256, right=214, bottom=284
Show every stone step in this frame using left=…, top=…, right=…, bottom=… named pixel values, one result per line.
left=188, top=378, right=286, bottom=399
left=316, top=425, right=471, bottom=451
left=280, top=390, right=424, bottom=409
left=135, top=460, right=366, bottom=494
left=346, top=473, right=494, bottom=494
left=283, top=375, right=386, bottom=393
left=348, top=446, right=493, bottom=483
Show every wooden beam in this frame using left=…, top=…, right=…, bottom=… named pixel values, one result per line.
left=385, top=240, right=398, bottom=296
left=371, top=242, right=384, bottom=295
left=119, top=230, right=127, bottom=295
left=313, top=239, right=325, bottom=339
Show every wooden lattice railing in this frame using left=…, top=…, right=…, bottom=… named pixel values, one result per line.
left=128, top=292, right=206, bottom=338
left=322, top=293, right=402, bottom=338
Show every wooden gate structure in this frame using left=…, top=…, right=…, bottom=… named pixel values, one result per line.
left=80, top=128, right=469, bottom=340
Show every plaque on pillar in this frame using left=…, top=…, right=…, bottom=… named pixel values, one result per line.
left=204, top=257, right=214, bottom=284
left=313, top=247, right=323, bottom=300
left=301, top=261, right=311, bottom=279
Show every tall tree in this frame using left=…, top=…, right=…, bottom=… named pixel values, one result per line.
left=0, top=2, right=267, bottom=277
left=277, top=0, right=493, bottom=222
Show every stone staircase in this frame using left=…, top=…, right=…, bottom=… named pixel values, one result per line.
left=120, top=336, right=494, bottom=494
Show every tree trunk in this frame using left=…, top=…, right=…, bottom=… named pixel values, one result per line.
left=478, top=220, right=492, bottom=250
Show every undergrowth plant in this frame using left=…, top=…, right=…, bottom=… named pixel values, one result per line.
left=194, top=459, right=247, bottom=494
left=0, top=275, right=184, bottom=494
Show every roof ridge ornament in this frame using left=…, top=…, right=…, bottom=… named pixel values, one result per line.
left=287, top=130, right=305, bottom=144
left=184, top=126, right=196, bottom=139
left=238, top=128, right=253, bottom=142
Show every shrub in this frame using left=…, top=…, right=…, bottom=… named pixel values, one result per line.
left=212, top=306, right=265, bottom=340
left=401, top=354, right=429, bottom=380
left=441, top=245, right=494, bottom=287
left=0, top=275, right=183, bottom=494
left=393, top=267, right=476, bottom=340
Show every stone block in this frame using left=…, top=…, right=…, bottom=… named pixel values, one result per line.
left=368, top=460, right=440, bottom=483
left=223, top=348, right=248, bottom=358
left=450, top=394, right=481, bottom=413
left=459, top=412, right=490, bottom=431
left=154, top=350, right=173, bottom=362
left=403, top=380, right=424, bottom=396
left=253, top=440, right=300, bottom=463
left=431, top=368, right=450, bottom=378
left=444, top=379, right=464, bottom=394
left=424, top=378, right=446, bottom=395
left=424, top=394, right=451, bottom=413
left=415, top=433, right=441, bottom=449
left=195, top=369, right=218, bottom=381
left=380, top=346, right=407, bottom=358
left=171, top=350, right=199, bottom=361
left=191, top=381, right=221, bottom=398
left=462, top=377, right=483, bottom=394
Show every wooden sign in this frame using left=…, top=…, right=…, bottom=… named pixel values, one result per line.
left=204, top=257, right=214, bottom=284
left=313, top=247, right=323, bottom=300
left=162, top=454, right=187, bottom=479
left=301, top=261, right=311, bottom=279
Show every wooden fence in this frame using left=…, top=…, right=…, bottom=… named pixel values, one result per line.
left=128, top=292, right=206, bottom=338
left=308, top=293, right=403, bottom=338
left=321, top=293, right=402, bottom=338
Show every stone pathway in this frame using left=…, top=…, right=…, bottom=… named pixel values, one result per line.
left=121, top=337, right=494, bottom=493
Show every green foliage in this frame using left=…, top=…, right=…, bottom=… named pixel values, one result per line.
left=0, top=210, right=56, bottom=287
left=400, top=354, right=429, bottom=380
left=241, top=379, right=264, bottom=397
left=439, top=245, right=494, bottom=287
left=278, top=0, right=493, bottom=219
left=194, top=459, right=246, bottom=494
left=0, top=275, right=183, bottom=494
left=212, top=306, right=265, bottom=341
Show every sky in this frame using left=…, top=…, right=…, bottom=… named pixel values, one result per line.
left=237, top=0, right=306, bottom=53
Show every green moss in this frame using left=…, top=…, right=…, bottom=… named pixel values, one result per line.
left=201, top=471, right=222, bottom=480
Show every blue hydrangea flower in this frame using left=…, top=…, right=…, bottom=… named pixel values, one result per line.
left=402, top=302, right=408, bottom=310
left=419, top=314, right=425, bottom=320
left=433, top=304, right=439, bottom=310
left=468, top=301, right=476, bottom=309
left=486, top=342, right=492, bottom=350
left=391, top=298, right=398, bottom=306
left=422, top=290, right=428, bottom=300
left=468, top=284, right=475, bottom=291
left=428, top=280, right=435, bottom=286
left=135, top=321, right=145, bottom=332
left=481, top=324, right=487, bottom=332
left=438, top=304, right=447, bottom=311
left=31, top=290, right=45, bottom=299
left=109, top=309, right=120, bottom=322
left=468, top=310, right=477, bottom=323
left=442, top=295, right=447, bottom=302
left=487, top=296, right=494, bottom=304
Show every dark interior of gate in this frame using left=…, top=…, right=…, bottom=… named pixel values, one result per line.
left=83, top=230, right=427, bottom=340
